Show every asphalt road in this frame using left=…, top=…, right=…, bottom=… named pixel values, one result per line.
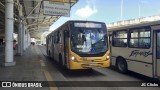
left=36, top=45, right=160, bottom=90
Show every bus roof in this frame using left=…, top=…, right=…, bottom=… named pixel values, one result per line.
left=108, top=20, right=160, bottom=32
left=67, top=20, right=105, bottom=24
left=47, top=20, right=106, bottom=37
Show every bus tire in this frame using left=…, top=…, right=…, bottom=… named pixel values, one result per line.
left=59, top=55, right=66, bottom=70
left=116, top=58, right=128, bottom=73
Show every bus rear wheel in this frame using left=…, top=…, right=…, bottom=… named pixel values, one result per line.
left=116, top=58, right=128, bottom=73
left=59, top=55, right=66, bottom=69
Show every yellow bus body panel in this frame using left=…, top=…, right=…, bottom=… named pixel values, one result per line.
left=69, top=50, right=110, bottom=70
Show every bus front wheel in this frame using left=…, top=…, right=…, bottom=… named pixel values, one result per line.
left=116, top=58, right=128, bottom=73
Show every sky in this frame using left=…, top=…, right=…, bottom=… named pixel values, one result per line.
left=49, top=0, right=160, bottom=31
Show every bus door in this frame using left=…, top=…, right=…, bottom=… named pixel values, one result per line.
left=155, top=31, right=160, bottom=77
left=63, top=30, right=69, bottom=66
left=51, top=36, right=54, bottom=58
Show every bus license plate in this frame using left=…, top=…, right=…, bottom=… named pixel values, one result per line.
left=89, top=63, right=96, bottom=66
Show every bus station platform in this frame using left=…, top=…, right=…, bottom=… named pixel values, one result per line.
left=0, top=45, right=45, bottom=81
left=0, top=45, right=58, bottom=90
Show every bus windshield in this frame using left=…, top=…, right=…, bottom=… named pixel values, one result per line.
left=71, top=28, right=108, bottom=54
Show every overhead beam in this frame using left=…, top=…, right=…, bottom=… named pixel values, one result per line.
left=27, top=16, right=40, bottom=19
left=27, top=21, right=51, bottom=27
left=27, top=0, right=78, bottom=38
left=0, top=1, right=5, bottom=7
left=25, top=2, right=41, bottom=20
left=38, top=1, right=43, bottom=25
left=29, top=27, right=37, bottom=29
left=48, top=0, right=78, bottom=3
left=27, top=23, right=37, bottom=28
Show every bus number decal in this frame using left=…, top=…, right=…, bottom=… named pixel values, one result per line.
left=129, top=50, right=152, bottom=57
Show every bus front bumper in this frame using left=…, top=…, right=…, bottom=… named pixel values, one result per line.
left=69, top=60, right=110, bottom=70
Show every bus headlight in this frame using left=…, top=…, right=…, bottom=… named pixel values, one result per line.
left=71, top=56, right=77, bottom=62
left=107, top=56, right=110, bottom=60
left=71, top=56, right=75, bottom=60
left=106, top=53, right=110, bottom=60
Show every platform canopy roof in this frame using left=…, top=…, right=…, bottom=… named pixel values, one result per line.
left=0, top=0, right=78, bottom=39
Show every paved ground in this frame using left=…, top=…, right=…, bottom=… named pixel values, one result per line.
left=0, top=45, right=159, bottom=90
left=0, top=45, right=48, bottom=90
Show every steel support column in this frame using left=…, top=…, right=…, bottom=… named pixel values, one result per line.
left=22, top=22, right=25, bottom=51
left=26, top=30, right=29, bottom=48
left=17, top=19, right=23, bottom=56
left=23, top=23, right=27, bottom=50
left=27, top=32, right=30, bottom=47
left=17, top=4, right=23, bottom=56
left=3, top=0, right=16, bottom=66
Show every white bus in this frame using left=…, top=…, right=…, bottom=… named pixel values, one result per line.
left=108, top=20, right=160, bottom=79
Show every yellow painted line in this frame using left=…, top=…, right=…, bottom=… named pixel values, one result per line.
left=43, top=69, right=58, bottom=90
left=40, top=60, right=58, bottom=90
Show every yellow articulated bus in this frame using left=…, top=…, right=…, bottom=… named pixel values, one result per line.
left=46, top=20, right=110, bottom=70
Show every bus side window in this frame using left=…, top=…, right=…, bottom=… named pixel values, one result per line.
left=112, top=30, right=127, bottom=47
left=57, top=31, right=59, bottom=43
left=59, top=32, right=62, bottom=43
left=56, top=31, right=61, bottom=44
left=54, top=33, right=56, bottom=44
left=66, top=31, right=70, bottom=37
left=129, top=27, right=151, bottom=48
left=52, top=36, right=54, bottom=44
left=124, top=43, right=127, bottom=47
